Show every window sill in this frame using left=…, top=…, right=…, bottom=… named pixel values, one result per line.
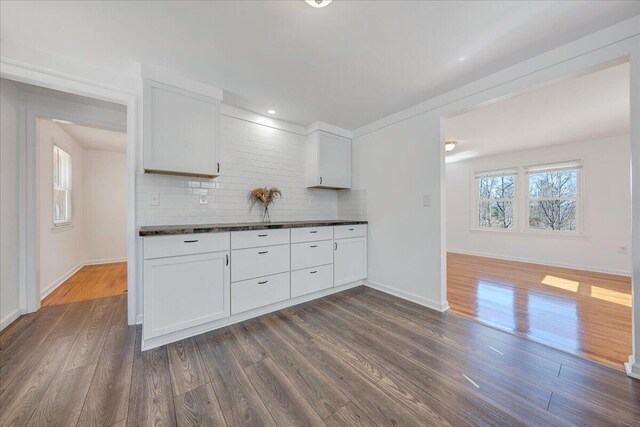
left=469, top=228, right=590, bottom=240
left=51, top=224, right=74, bottom=232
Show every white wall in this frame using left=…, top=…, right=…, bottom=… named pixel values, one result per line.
left=83, top=149, right=127, bottom=263
left=136, top=115, right=338, bottom=226
left=1, top=79, right=21, bottom=328
left=37, top=119, right=85, bottom=298
left=446, top=135, right=631, bottom=275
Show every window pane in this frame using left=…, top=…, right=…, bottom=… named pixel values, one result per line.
left=53, top=188, right=67, bottom=223
left=478, top=175, right=515, bottom=199
left=478, top=201, right=514, bottom=229
left=529, top=200, right=576, bottom=231
left=529, top=169, right=577, bottom=198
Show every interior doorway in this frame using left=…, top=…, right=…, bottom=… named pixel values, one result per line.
left=442, top=61, right=632, bottom=370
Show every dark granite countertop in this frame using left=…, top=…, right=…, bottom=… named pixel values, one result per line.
left=139, top=220, right=368, bottom=236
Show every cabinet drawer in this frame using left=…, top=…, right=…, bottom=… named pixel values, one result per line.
left=231, top=244, right=290, bottom=282
left=291, top=264, right=333, bottom=298
left=231, top=229, right=290, bottom=249
left=291, top=240, right=333, bottom=271
left=232, top=272, right=290, bottom=315
left=291, top=226, right=333, bottom=243
left=144, top=233, right=230, bottom=260
left=334, top=224, right=367, bottom=239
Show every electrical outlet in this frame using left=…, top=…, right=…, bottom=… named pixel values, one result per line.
left=618, top=246, right=628, bottom=254
left=423, top=194, right=431, bottom=207
left=199, top=195, right=208, bottom=205
left=148, top=192, right=160, bottom=206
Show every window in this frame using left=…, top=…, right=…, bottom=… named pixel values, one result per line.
left=53, top=145, right=72, bottom=226
left=475, top=169, right=517, bottom=230
left=526, top=161, right=580, bottom=232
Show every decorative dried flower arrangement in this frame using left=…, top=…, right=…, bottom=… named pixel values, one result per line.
left=248, top=187, right=282, bottom=222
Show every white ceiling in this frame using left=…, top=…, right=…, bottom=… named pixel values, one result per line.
left=444, top=62, right=630, bottom=163
left=54, top=121, right=127, bottom=153
left=2, top=1, right=639, bottom=130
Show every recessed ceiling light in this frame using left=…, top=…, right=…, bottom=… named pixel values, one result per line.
left=445, top=141, right=457, bottom=152
left=458, top=57, right=466, bottom=62
left=52, top=118, right=73, bottom=125
left=267, top=109, right=276, bottom=115
left=305, top=0, right=332, bottom=8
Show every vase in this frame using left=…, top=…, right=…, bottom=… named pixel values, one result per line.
left=261, top=205, right=271, bottom=223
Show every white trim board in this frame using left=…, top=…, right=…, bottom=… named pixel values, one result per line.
left=448, top=249, right=632, bottom=278
left=364, top=279, right=450, bottom=312
left=0, top=308, right=25, bottom=332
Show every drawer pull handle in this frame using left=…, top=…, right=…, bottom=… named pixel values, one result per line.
left=184, top=239, right=199, bottom=243
left=335, top=242, right=338, bottom=250
left=226, top=254, right=229, bottom=266
left=310, top=270, right=318, bottom=274
left=258, top=280, right=268, bottom=285
left=310, top=230, right=318, bottom=234
left=310, top=245, right=318, bottom=248
left=348, top=228, right=355, bottom=231
left=258, top=251, right=268, bottom=254
left=258, top=234, right=268, bottom=237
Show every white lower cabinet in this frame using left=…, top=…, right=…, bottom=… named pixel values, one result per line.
left=232, top=272, right=290, bottom=314
left=334, top=237, right=367, bottom=286
left=143, top=251, right=230, bottom=340
left=291, top=264, right=333, bottom=298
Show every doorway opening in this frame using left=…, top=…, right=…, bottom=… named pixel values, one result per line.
left=443, top=61, right=632, bottom=370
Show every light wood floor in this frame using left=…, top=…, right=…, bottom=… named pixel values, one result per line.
left=1, top=287, right=638, bottom=426
left=447, top=252, right=632, bottom=370
left=41, top=262, right=127, bottom=307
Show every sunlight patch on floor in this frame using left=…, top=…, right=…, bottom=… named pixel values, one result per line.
left=541, top=275, right=579, bottom=292
left=590, top=286, right=632, bottom=307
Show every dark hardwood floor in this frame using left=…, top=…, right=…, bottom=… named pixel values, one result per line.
left=448, top=252, right=632, bottom=370
left=1, top=286, right=638, bottom=426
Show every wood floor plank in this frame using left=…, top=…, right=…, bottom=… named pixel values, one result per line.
left=244, top=317, right=349, bottom=420
left=167, top=337, right=208, bottom=396
left=325, top=402, right=376, bottom=427
left=63, top=300, right=117, bottom=371
left=76, top=321, right=136, bottom=427
left=140, top=346, right=177, bottom=427
left=27, top=363, right=97, bottom=427
left=228, top=323, right=268, bottom=368
left=46, top=298, right=97, bottom=341
left=245, top=357, right=326, bottom=426
left=173, top=383, right=226, bottom=427
left=0, top=312, right=37, bottom=351
left=125, top=355, right=144, bottom=427
left=0, top=336, right=75, bottom=427
left=196, top=329, right=275, bottom=426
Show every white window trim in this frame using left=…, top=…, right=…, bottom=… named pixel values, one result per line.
left=52, top=143, right=73, bottom=228
left=524, top=161, right=583, bottom=235
left=472, top=168, right=518, bottom=231
left=470, top=160, right=584, bottom=236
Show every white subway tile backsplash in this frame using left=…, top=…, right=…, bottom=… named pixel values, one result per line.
left=136, top=115, right=340, bottom=225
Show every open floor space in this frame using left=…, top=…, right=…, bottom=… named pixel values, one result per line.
left=447, top=253, right=632, bottom=370
left=1, top=286, right=638, bottom=426
left=41, top=262, right=128, bottom=307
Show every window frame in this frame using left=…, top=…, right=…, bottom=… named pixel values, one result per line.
left=52, top=144, right=73, bottom=227
left=472, top=168, right=518, bottom=232
left=524, top=161, right=582, bottom=235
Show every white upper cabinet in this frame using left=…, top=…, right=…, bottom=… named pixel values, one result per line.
left=306, top=130, right=351, bottom=189
left=143, top=78, right=221, bottom=178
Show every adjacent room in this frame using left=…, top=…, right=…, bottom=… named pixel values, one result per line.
left=1, top=2, right=639, bottom=426
left=445, top=62, right=632, bottom=369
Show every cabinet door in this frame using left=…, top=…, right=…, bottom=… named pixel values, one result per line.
left=144, top=79, right=220, bottom=177
left=317, top=132, right=351, bottom=188
left=334, top=237, right=367, bottom=286
left=144, top=251, right=229, bottom=340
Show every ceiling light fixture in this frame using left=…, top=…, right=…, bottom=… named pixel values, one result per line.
left=267, top=109, right=276, bottom=115
left=305, top=0, right=332, bottom=8
left=458, top=56, right=466, bottom=62
left=52, top=118, right=74, bottom=125
left=445, top=140, right=457, bottom=152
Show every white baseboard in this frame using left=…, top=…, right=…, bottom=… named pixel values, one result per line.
left=40, top=258, right=128, bottom=300
left=40, top=262, right=85, bottom=299
left=136, top=313, right=143, bottom=325
left=447, top=249, right=631, bottom=277
left=0, top=308, right=25, bottom=331
left=625, top=356, right=640, bottom=381
left=364, top=279, right=450, bottom=312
